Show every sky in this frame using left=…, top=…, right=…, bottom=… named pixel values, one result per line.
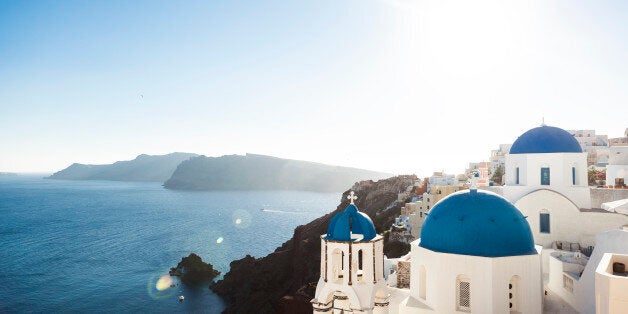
left=1, top=0, right=627, bottom=176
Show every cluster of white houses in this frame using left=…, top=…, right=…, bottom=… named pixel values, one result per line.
left=311, top=125, right=628, bottom=313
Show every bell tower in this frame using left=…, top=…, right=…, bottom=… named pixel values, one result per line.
left=311, top=191, right=389, bottom=314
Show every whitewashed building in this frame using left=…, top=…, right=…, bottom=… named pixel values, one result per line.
left=606, top=146, right=628, bottom=187
left=503, top=125, right=628, bottom=248
left=400, top=187, right=543, bottom=314
left=595, top=252, right=628, bottom=313
left=427, top=172, right=456, bottom=187
left=312, top=192, right=389, bottom=314
left=567, top=129, right=609, bottom=166
left=311, top=125, right=628, bottom=314
left=490, top=144, right=512, bottom=178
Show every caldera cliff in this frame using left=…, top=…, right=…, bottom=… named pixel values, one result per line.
left=210, top=175, right=417, bottom=313
left=163, top=153, right=391, bottom=193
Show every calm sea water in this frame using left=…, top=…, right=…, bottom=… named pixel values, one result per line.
left=0, top=175, right=339, bottom=313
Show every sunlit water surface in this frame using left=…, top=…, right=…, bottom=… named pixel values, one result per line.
left=0, top=175, right=339, bottom=313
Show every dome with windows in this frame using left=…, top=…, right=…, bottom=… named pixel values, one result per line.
left=419, top=189, right=537, bottom=257
left=509, top=125, right=582, bottom=154
left=326, top=203, right=377, bottom=242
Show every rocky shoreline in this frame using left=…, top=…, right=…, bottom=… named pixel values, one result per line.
left=170, top=253, right=221, bottom=285
left=210, top=175, right=417, bottom=313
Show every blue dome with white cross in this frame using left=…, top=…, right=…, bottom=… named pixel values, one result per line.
left=326, top=193, right=376, bottom=242
left=420, top=189, right=537, bottom=257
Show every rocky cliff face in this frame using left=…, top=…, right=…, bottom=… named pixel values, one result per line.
left=210, top=175, right=417, bottom=313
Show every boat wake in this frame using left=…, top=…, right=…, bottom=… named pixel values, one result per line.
left=260, top=209, right=308, bottom=214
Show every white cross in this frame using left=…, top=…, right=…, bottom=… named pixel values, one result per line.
left=469, top=172, right=479, bottom=190
left=347, top=191, right=358, bottom=205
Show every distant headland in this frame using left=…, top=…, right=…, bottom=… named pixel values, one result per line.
left=48, top=153, right=391, bottom=193
left=47, top=152, right=198, bottom=182
left=163, top=153, right=391, bottom=193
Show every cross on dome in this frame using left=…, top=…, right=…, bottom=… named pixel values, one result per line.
left=469, top=172, right=479, bottom=190
left=347, top=191, right=358, bottom=205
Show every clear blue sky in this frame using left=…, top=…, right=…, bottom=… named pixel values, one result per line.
left=1, top=0, right=627, bottom=175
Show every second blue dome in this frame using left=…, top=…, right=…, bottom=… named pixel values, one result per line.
left=420, top=189, right=537, bottom=257
left=510, top=125, right=582, bottom=154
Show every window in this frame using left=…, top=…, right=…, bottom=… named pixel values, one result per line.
left=509, top=276, right=520, bottom=312
left=341, top=251, right=344, bottom=270
left=563, top=274, right=574, bottom=293
left=419, top=266, right=427, bottom=300
left=456, top=275, right=471, bottom=312
left=358, top=250, right=363, bottom=270
left=332, top=249, right=344, bottom=281
left=540, top=210, right=550, bottom=234
left=515, top=167, right=520, bottom=185
left=357, top=250, right=363, bottom=282
left=541, top=167, right=550, bottom=185
left=572, top=167, right=576, bottom=185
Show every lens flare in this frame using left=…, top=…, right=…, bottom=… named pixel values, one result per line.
left=147, top=272, right=177, bottom=299
left=216, top=237, right=224, bottom=244
left=155, top=275, right=173, bottom=291
left=232, top=209, right=252, bottom=229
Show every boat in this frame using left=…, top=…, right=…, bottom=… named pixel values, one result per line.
left=179, top=295, right=185, bottom=302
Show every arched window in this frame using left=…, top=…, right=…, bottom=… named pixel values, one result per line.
left=572, top=166, right=576, bottom=185
left=356, top=249, right=364, bottom=283
left=342, top=251, right=344, bottom=270
left=456, top=275, right=471, bottom=312
left=515, top=167, right=520, bottom=185
left=540, top=209, right=550, bottom=234
left=332, top=249, right=344, bottom=282
left=509, top=276, right=520, bottom=312
left=358, top=250, right=363, bottom=270
left=419, top=265, right=427, bottom=300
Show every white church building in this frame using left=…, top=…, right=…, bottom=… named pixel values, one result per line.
left=312, top=125, right=628, bottom=314
left=311, top=191, right=390, bottom=314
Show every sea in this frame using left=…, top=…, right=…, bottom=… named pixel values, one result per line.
left=0, top=175, right=340, bottom=313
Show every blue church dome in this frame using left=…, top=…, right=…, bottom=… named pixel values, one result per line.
left=420, top=189, right=537, bottom=257
left=326, top=204, right=377, bottom=242
left=510, top=125, right=582, bottom=154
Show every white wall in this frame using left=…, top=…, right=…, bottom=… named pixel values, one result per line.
left=401, top=241, right=542, bottom=314
left=595, top=253, right=628, bottom=314
left=546, top=252, right=586, bottom=307
left=504, top=152, right=591, bottom=209
left=609, top=146, right=628, bottom=165
left=606, top=165, right=627, bottom=186
left=576, top=229, right=628, bottom=314
left=313, top=235, right=388, bottom=313
left=514, top=190, right=628, bottom=249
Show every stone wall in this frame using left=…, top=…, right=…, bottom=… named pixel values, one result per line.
left=590, top=188, right=628, bottom=209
